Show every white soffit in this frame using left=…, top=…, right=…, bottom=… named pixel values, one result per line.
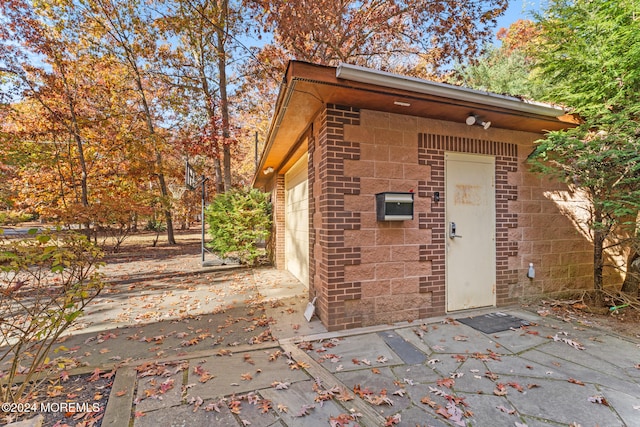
left=336, top=63, right=565, bottom=118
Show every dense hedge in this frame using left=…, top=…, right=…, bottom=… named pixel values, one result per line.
left=205, top=189, right=271, bottom=265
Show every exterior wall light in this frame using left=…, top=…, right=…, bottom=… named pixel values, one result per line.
left=466, top=114, right=491, bottom=130
left=263, top=166, right=274, bottom=175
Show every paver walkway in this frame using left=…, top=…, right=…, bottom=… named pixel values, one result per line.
left=96, top=265, right=639, bottom=427
left=6, top=261, right=640, bottom=427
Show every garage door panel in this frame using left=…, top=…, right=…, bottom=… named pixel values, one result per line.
left=285, top=154, right=309, bottom=288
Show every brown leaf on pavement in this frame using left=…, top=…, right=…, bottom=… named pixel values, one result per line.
left=88, top=368, right=101, bottom=382
left=420, top=395, right=437, bottom=408
left=493, top=383, right=508, bottom=396
left=437, top=378, right=455, bottom=388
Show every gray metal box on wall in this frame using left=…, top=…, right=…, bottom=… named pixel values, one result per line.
left=376, top=192, right=414, bottom=221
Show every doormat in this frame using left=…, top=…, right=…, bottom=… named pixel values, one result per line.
left=457, top=312, right=530, bottom=334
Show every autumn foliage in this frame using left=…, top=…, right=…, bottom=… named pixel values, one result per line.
left=0, top=229, right=105, bottom=403
left=1, top=0, right=509, bottom=245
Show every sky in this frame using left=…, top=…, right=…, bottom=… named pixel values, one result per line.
left=495, top=0, right=545, bottom=37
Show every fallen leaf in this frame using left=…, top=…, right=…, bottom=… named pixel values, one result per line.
left=384, top=414, right=401, bottom=426
left=269, top=350, right=282, bottom=361
left=429, top=386, right=447, bottom=397
left=241, top=372, right=253, bottom=381
left=436, top=405, right=451, bottom=419
left=438, top=378, right=455, bottom=388
left=271, top=381, right=290, bottom=390
left=497, top=405, right=516, bottom=414
left=371, top=368, right=381, bottom=374
left=493, top=383, right=508, bottom=396
left=552, top=334, right=585, bottom=350
left=353, top=384, right=374, bottom=398
left=193, top=365, right=214, bottom=383
left=228, top=398, right=242, bottom=414
left=587, top=395, right=609, bottom=406
left=568, top=378, right=585, bottom=386
left=485, top=371, right=499, bottom=381
left=159, top=378, right=174, bottom=393
left=420, top=395, right=437, bottom=408
left=259, top=399, right=272, bottom=413
left=364, top=391, right=394, bottom=406
left=47, top=386, right=63, bottom=398
left=294, top=404, right=315, bottom=417
left=330, top=414, right=357, bottom=427
left=290, top=361, right=310, bottom=370
left=204, top=400, right=222, bottom=412
left=508, top=382, right=524, bottom=392
left=88, top=368, right=101, bottom=382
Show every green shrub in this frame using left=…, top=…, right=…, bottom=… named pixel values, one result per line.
left=205, top=189, right=271, bottom=265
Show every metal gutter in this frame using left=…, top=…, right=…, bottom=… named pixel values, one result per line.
left=336, top=63, right=566, bottom=118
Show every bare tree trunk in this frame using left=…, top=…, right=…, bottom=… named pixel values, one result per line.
left=134, top=73, right=176, bottom=245
left=621, top=251, right=640, bottom=295
left=216, top=0, right=232, bottom=192
left=62, top=68, right=89, bottom=209
left=593, top=209, right=605, bottom=305
left=621, top=211, right=640, bottom=295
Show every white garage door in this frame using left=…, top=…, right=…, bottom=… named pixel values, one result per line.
left=285, top=154, right=309, bottom=287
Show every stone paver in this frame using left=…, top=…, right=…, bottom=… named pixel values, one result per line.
left=7, top=267, right=640, bottom=427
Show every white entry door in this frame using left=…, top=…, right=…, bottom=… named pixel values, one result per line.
left=445, top=152, right=496, bottom=311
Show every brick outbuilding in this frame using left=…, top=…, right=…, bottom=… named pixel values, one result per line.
left=254, top=61, right=602, bottom=331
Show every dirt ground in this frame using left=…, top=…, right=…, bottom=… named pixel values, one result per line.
left=525, top=297, right=640, bottom=340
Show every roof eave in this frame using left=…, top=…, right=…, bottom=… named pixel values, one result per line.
left=336, top=63, right=566, bottom=118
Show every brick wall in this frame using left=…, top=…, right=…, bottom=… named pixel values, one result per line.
left=310, top=105, right=363, bottom=330
left=273, top=175, right=285, bottom=270
left=307, top=107, right=596, bottom=331
left=515, top=151, right=596, bottom=296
